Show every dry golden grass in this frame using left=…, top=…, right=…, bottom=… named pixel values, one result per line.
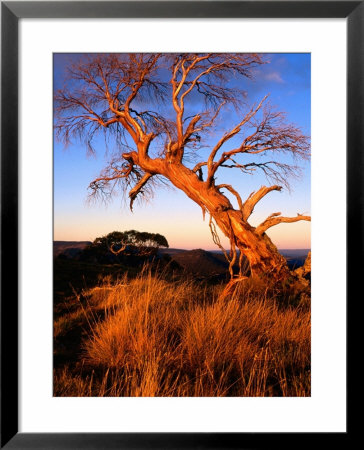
left=54, top=268, right=310, bottom=397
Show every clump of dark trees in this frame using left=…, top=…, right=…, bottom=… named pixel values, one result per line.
left=80, top=230, right=170, bottom=266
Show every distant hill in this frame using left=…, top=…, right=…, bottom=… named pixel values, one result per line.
left=159, top=248, right=189, bottom=257
left=161, top=248, right=310, bottom=274
left=54, top=241, right=91, bottom=258
left=165, top=248, right=239, bottom=278
left=54, top=241, right=309, bottom=274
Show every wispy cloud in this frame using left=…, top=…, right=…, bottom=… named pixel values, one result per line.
left=264, top=70, right=284, bottom=83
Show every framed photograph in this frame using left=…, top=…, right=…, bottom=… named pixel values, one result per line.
left=1, top=1, right=358, bottom=448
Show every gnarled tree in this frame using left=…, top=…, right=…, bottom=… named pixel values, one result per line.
left=55, top=53, right=310, bottom=284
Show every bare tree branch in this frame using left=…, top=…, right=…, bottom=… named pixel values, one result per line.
left=217, top=184, right=244, bottom=212
left=242, top=185, right=282, bottom=221
left=255, top=213, right=311, bottom=235
left=207, top=96, right=268, bottom=180
left=107, top=240, right=127, bottom=255
left=129, top=173, right=154, bottom=211
left=205, top=98, right=309, bottom=186
left=192, top=161, right=207, bottom=173
left=168, top=53, right=264, bottom=162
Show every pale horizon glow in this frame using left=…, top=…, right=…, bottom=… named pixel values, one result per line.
left=54, top=209, right=311, bottom=250
left=53, top=178, right=311, bottom=250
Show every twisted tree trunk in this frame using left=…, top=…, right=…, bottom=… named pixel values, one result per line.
left=135, top=153, right=305, bottom=283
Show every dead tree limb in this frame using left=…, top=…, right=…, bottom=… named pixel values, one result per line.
left=242, top=185, right=282, bottom=221
left=129, top=173, right=153, bottom=211
left=217, top=184, right=244, bottom=212
left=256, top=213, right=311, bottom=235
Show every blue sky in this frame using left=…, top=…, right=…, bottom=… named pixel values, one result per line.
left=54, top=53, right=310, bottom=249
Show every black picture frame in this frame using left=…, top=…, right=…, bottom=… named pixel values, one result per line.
left=1, top=1, right=358, bottom=448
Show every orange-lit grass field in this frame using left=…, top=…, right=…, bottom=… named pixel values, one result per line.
left=54, top=267, right=310, bottom=397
